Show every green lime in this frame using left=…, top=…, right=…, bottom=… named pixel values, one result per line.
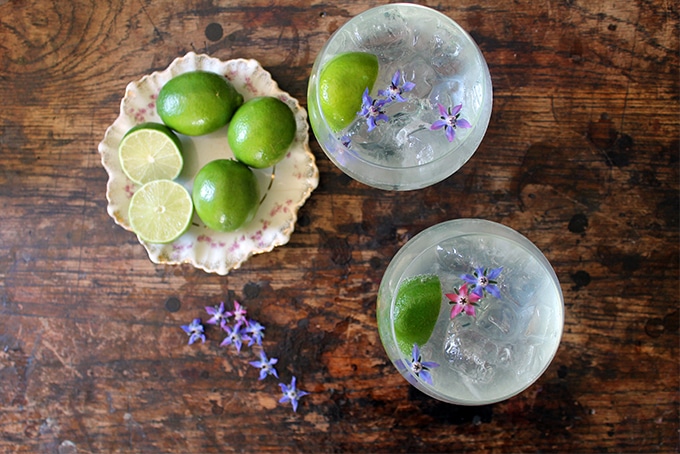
left=393, top=274, right=442, bottom=356
left=228, top=96, right=297, bottom=169
left=192, top=159, right=260, bottom=232
left=128, top=180, right=193, bottom=244
left=317, top=52, right=379, bottom=132
left=157, top=70, right=244, bottom=136
left=118, top=122, right=183, bottom=185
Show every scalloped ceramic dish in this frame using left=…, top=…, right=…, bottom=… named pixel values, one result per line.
left=99, top=52, right=319, bottom=275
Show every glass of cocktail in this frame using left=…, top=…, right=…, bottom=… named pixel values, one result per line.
left=377, top=219, right=564, bottom=405
left=308, top=4, right=492, bottom=190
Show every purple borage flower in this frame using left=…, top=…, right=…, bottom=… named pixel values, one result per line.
left=181, top=318, right=206, bottom=345
left=409, top=344, right=439, bottom=386
left=205, top=301, right=229, bottom=326
left=358, top=88, right=389, bottom=132
left=249, top=351, right=279, bottom=380
left=445, top=283, right=481, bottom=319
left=378, top=70, right=415, bottom=103
left=245, top=320, right=265, bottom=347
left=278, top=376, right=309, bottom=412
left=220, top=321, right=248, bottom=352
left=461, top=266, right=503, bottom=298
left=430, top=103, right=472, bottom=142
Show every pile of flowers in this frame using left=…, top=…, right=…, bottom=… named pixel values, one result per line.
left=181, top=300, right=308, bottom=412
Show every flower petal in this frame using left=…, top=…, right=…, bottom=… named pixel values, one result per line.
left=488, top=267, right=503, bottom=280
left=457, top=118, right=472, bottom=129
left=437, top=103, right=448, bottom=116
left=445, top=126, right=456, bottom=142
left=450, top=303, right=463, bottom=319
left=464, top=305, right=476, bottom=316
left=430, top=120, right=447, bottom=131
left=451, top=104, right=463, bottom=116
left=444, top=292, right=460, bottom=303
left=486, top=284, right=502, bottom=299
left=419, top=369, right=433, bottom=386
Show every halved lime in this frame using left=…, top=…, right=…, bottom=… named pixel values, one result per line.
left=393, top=274, right=442, bottom=356
left=128, top=180, right=193, bottom=244
left=118, top=122, right=183, bottom=185
left=318, top=52, right=379, bottom=132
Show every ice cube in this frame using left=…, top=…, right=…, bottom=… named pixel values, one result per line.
left=349, top=9, right=414, bottom=61
left=476, top=303, right=519, bottom=340
left=444, top=324, right=498, bottom=383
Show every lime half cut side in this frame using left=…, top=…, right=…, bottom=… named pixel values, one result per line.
left=128, top=180, right=193, bottom=244
left=393, top=274, right=442, bottom=356
left=118, top=122, right=184, bottom=185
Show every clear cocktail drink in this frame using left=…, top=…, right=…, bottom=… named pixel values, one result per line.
left=377, top=219, right=564, bottom=405
left=308, top=4, right=492, bottom=190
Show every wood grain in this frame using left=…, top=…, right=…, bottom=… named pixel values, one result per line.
left=0, top=0, right=678, bottom=452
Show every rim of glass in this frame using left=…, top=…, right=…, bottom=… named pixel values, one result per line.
left=380, top=219, right=565, bottom=405
left=309, top=3, right=493, bottom=181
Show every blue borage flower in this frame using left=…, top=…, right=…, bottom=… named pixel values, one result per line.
left=249, top=351, right=279, bottom=380
left=461, top=266, right=503, bottom=298
left=409, top=344, right=439, bottom=386
left=358, top=88, right=389, bottom=132
left=378, top=70, right=415, bottom=103
left=205, top=301, right=229, bottom=326
left=220, top=321, right=247, bottom=352
left=181, top=318, right=206, bottom=345
left=279, top=376, right=309, bottom=412
left=430, top=103, right=472, bottom=142
left=181, top=300, right=309, bottom=413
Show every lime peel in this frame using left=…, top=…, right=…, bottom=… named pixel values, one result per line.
left=393, top=274, right=442, bottom=356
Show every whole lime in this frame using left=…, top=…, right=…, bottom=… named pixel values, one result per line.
left=192, top=159, right=260, bottom=232
left=157, top=70, right=243, bottom=136
left=317, top=52, right=379, bottom=132
left=228, top=96, right=297, bottom=169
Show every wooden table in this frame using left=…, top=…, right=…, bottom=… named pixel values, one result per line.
left=1, top=0, right=678, bottom=452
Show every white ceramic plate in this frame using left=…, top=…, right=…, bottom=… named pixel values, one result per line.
left=99, top=52, right=319, bottom=275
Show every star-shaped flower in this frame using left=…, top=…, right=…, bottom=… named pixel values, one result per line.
left=461, top=266, right=503, bottom=298
left=358, top=88, right=389, bottom=132
left=249, top=351, right=279, bottom=380
left=409, top=343, right=439, bottom=386
left=226, top=301, right=248, bottom=328
left=378, top=70, right=415, bottom=103
left=445, top=283, right=482, bottom=319
left=430, top=103, right=472, bottom=142
left=220, top=321, right=247, bottom=352
left=205, top=301, right=229, bottom=325
left=245, top=320, right=265, bottom=347
left=180, top=318, right=206, bottom=345
left=279, top=376, right=309, bottom=412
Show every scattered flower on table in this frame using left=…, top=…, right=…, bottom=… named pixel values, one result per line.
left=181, top=318, right=206, bottom=345
left=249, top=351, right=279, bottom=380
left=378, top=70, right=415, bottom=103
left=446, top=283, right=481, bottom=319
left=279, top=376, right=309, bottom=412
left=358, top=88, right=389, bottom=131
left=226, top=300, right=249, bottom=327
left=409, top=343, right=439, bottom=386
left=430, top=103, right=472, bottom=142
left=180, top=299, right=308, bottom=413
left=220, top=321, right=247, bottom=352
left=205, top=301, right=229, bottom=325
left=461, top=266, right=503, bottom=298
left=245, top=320, right=266, bottom=346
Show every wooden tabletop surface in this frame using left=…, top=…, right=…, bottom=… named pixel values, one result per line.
left=1, top=0, right=678, bottom=452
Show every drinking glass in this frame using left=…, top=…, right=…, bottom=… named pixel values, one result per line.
left=377, top=219, right=564, bottom=405
left=307, top=4, right=492, bottom=190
